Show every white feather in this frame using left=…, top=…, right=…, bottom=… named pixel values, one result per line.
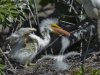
left=9, top=18, right=59, bottom=64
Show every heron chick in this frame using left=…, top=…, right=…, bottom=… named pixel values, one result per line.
left=7, top=18, right=70, bottom=67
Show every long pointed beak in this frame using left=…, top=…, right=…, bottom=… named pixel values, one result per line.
left=51, top=24, right=70, bottom=36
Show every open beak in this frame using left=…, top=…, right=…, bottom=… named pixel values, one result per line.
left=51, top=24, right=70, bottom=36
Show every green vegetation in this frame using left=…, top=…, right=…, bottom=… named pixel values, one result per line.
left=0, top=0, right=18, bottom=28
left=0, top=0, right=36, bottom=29
left=0, top=0, right=99, bottom=75
left=0, top=64, right=5, bottom=75
left=72, top=66, right=100, bottom=75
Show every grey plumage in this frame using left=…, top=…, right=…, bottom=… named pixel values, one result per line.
left=7, top=18, right=60, bottom=65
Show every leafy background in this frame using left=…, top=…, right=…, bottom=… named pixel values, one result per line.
left=0, top=0, right=100, bottom=75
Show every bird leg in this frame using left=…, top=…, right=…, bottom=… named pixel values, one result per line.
left=24, top=60, right=29, bottom=68
left=29, top=62, right=36, bottom=67
left=24, top=60, right=36, bottom=68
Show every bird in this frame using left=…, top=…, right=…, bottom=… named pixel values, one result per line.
left=76, top=0, right=100, bottom=43
left=7, top=28, right=37, bottom=67
left=37, top=51, right=80, bottom=70
left=59, top=21, right=96, bottom=54
left=7, top=18, right=70, bottom=67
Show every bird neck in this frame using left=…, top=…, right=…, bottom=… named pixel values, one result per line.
left=40, top=32, right=51, bottom=49
left=42, top=31, right=51, bottom=40
left=29, top=32, right=51, bottom=50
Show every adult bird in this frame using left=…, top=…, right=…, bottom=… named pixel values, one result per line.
left=76, top=0, right=100, bottom=44
left=7, top=18, right=69, bottom=67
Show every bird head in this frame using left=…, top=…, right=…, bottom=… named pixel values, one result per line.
left=39, top=18, right=70, bottom=36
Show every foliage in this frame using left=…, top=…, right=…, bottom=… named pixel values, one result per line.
left=0, top=57, right=5, bottom=75
left=72, top=65, right=100, bottom=75
left=0, top=0, right=19, bottom=28
left=0, top=0, right=38, bottom=29
left=0, top=64, right=5, bottom=75
left=0, top=0, right=99, bottom=75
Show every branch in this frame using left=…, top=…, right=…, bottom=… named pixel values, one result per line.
left=0, top=48, right=14, bottom=69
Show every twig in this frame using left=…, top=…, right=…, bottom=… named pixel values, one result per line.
left=0, top=48, right=14, bottom=69
left=45, top=35, right=61, bottom=49
left=8, top=44, right=12, bottom=51
left=81, top=26, right=93, bottom=74
left=33, top=0, right=39, bottom=25
left=60, top=20, right=76, bottom=25
left=29, top=13, right=32, bottom=28
left=82, top=27, right=93, bottom=63
left=26, top=0, right=38, bottom=26
left=35, top=36, right=61, bottom=58
left=43, top=35, right=61, bottom=55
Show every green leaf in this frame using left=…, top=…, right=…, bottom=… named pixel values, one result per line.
left=0, top=14, right=5, bottom=22
left=0, top=64, right=5, bottom=70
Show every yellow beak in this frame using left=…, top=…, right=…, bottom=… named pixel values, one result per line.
left=51, top=24, right=70, bottom=36
left=51, top=24, right=63, bottom=29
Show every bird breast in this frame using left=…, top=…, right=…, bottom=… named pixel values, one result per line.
left=10, top=36, right=38, bottom=64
